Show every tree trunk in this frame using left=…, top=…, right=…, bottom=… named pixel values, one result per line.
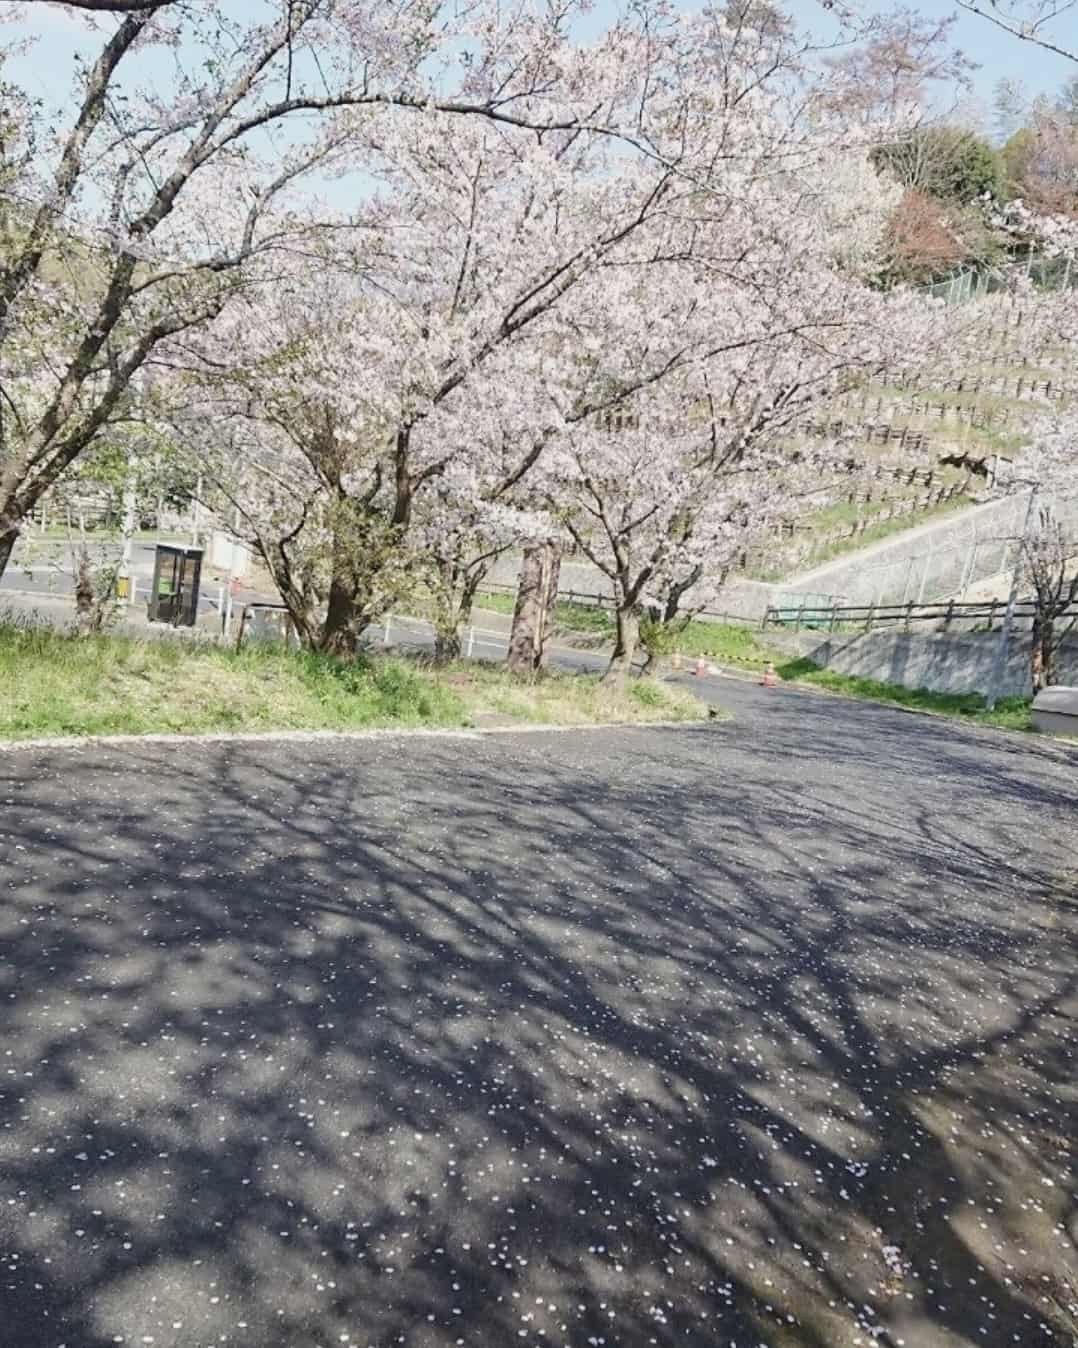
left=663, top=563, right=705, bottom=624
left=537, top=547, right=561, bottom=668
left=431, top=565, right=483, bottom=666
left=434, top=628, right=462, bottom=664
left=639, top=604, right=661, bottom=677
left=1030, top=614, right=1045, bottom=694
left=0, top=527, right=17, bottom=583
left=1041, top=617, right=1057, bottom=688
left=74, top=548, right=95, bottom=638
left=319, top=515, right=369, bottom=655
left=508, top=542, right=558, bottom=675
left=603, top=606, right=639, bottom=687
left=320, top=573, right=362, bottom=655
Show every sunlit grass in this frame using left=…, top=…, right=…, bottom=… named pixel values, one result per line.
left=0, top=620, right=707, bottom=740
left=777, top=657, right=1033, bottom=731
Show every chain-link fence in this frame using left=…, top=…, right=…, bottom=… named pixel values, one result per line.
left=922, top=252, right=1077, bottom=304
left=782, top=491, right=1078, bottom=609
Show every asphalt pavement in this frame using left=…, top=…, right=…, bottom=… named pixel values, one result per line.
left=1, top=686, right=1076, bottom=1348
left=1, top=538, right=275, bottom=633
left=4, top=540, right=170, bottom=599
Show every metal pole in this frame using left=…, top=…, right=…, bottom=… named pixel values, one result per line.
left=959, top=530, right=978, bottom=595
left=916, top=546, right=933, bottom=605
left=985, top=485, right=1038, bottom=711
left=191, top=474, right=203, bottom=547
left=901, top=556, right=915, bottom=605
left=118, top=466, right=137, bottom=602
left=222, top=508, right=241, bottom=638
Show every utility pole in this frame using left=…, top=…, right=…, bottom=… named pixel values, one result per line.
left=985, top=485, right=1038, bottom=711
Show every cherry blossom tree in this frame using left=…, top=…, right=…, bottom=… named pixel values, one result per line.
left=1020, top=506, right=1078, bottom=690
left=176, top=0, right=910, bottom=659
left=968, top=290, right=1078, bottom=696
left=54, top=0, right=976, bottom=675
left=1, top=0, right=718, bottom=582
left=821, top=8, right=971, bottom=124
left=540, top=295, right=934, bottom=685
left=1002, top=109, right=1078, bottom=217
left=993, top=409, right=1078, bottom=694
left=176, top=84, right=743, bottom=653
left=985, top=396, right=1078, bottom=695
left=505, top=144, right=945, bottom=683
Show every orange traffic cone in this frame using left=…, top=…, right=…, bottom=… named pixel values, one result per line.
left=761, top=661, right=778, bottom=688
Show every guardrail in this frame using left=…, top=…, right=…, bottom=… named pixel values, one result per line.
left=763, top=597, right=1078, bottom=633
left=479, top=580, right=615, bottom=609
left=235, top=601, right=296, bottom=649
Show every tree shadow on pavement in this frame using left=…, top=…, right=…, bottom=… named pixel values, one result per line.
left=0, top=718, right=1075, bottom=1348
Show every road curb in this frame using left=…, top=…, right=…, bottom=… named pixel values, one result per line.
left=0, top=718, right=715, bottom=756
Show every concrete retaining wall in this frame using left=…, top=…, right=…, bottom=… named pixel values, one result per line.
left=801, top=628, right=1078, bottom=699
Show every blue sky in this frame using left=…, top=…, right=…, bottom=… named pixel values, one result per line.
left=786, top=0, right=1074, bottom=115
left=10, top=0, right=1075, bottom=133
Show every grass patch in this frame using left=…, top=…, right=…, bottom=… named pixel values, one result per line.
left=443, top=660, right=707, bottom=726
left=0, top=620, right=706, bottom=741
left=551, top=601, right=617, bottom=638
left=0, top=622, right=466, bottom=738
left=777, top=657, right=1032, bottom=731
left=474, top=592, right=617, bottom=639
left=471, top=591, right=517, bottom=618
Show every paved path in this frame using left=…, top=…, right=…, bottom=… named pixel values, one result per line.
left=1, top=685, right=1076, bottom=1348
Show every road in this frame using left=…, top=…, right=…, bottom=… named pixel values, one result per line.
left=1, top=538, right=275, bottom=629
left=1, top=685, right=1076, bottom=1348
left=383, top=611, right=613, bottom=675
left=4, top=539, right=175, bottom=599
